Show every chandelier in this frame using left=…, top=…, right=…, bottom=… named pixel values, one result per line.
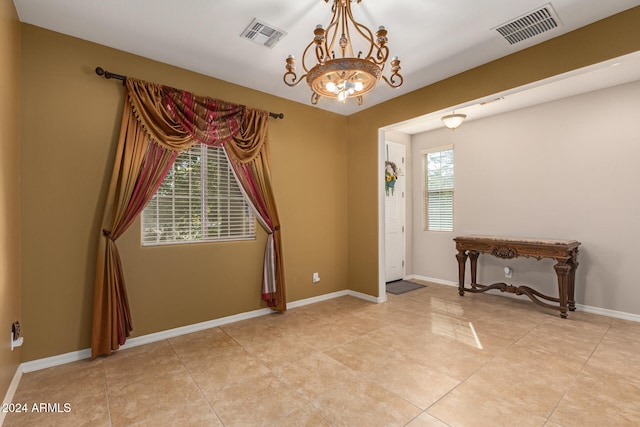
left=283, top=0, right=403, bottom=105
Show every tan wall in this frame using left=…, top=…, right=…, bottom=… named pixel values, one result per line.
left=347, top=6, right=640, bottom=296
left=20, top=25, right=348, bottom=361
left=0, top=0, right=22, bottom=399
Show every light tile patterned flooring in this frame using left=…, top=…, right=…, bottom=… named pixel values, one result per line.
left=5, top=281, right=640, bottom=426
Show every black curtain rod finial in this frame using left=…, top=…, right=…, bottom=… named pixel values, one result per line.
left=95, top=66, right=283, bottom=118
left=95, top=67, right=126, bottom=85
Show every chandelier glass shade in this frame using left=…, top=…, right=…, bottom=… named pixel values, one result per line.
left=284, top=0, right=403, bottom=105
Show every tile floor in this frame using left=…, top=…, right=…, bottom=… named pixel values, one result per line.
left=5, top=281, right=640, bottom=426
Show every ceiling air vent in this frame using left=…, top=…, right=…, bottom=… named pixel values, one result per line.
left=240, top=18, right=286, bottom=49
left=493, top=3, right=562, bottom=45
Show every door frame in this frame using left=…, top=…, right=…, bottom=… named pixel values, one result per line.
left=376, top=128, right=387, bottom=303
left=377, top=129, right=388, bottom=301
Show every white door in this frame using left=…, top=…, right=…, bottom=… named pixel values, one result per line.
left=385, top=142, right=406, bottom=282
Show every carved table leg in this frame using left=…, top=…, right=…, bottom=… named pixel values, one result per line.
left=554, top=261, right=571, bottom=318
left=469, top=251, right=479, bottom=289
left=568, top=259, right=579, bottom=311
left=456, top=249, right=468, bottom=296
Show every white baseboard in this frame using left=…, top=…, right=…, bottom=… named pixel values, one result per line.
left=118, top=307, right=274, bottom=352
left=1, top=364, right=23, bottom=425
left=348, top=289, right=386, bottom=304
left=20, top=288, right=378, bottom=374
left=287, top=290, right=349, bottom=309
left=21, top=349, right=92, bottom=373
left=408, top=274, right=458, bottom=287
left=21, top=305, right=274, bottom=374
left=18, top=281, right=639, bottom=376
left=409, top=275, right=640, bottom=322
left=576, top=303, right=640, bottom=322
left=286, top=289, right=384, bottom=306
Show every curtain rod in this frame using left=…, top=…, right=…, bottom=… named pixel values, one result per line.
left=95, top=67, right=284, bottom=120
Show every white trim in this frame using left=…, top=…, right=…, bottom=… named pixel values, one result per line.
left=21, top=349, right=92, bottom=373
left=419, top=144, right=454, bottom=156
left=287, top=290, right=349, bottom=309
left=378, top=128, right=387, bottom=302
left=1, top=365, right=23, bottom=424
left=118, top=307, right=274, bottom=352
left=348, top=289, right=386, bottom=304
left=288, top=289, right=385, bottom=307
left=19, top=288, right=383, bottom=374
left=408, top=274, right=458, bottom=287
left=409, top=275, right=640, bottom=322
left=577, top=303, right=640, bottom=323
left=21, top=306, right=273, bottom=373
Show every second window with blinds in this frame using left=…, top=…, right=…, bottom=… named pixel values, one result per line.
left=423, top=146, right=454, bottom=232
left=141, top=144, right=255, bottom=246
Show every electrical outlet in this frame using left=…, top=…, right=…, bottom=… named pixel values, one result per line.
left=504, top=267, right=513, bottom=279
left=11, top=321, right=23, bottom=351
left=12, top=321, right=20, bottom=339
left=312, top=272, right=320, bottom=283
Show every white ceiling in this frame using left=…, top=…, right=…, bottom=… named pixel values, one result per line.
left=13, top=0, right=640, bottom=122
left=389, top=50, right=640, bottom=134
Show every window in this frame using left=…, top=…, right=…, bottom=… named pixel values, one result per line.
left=141, top=144, right=255, bottom=246
left=424, top=146, right=454, bottom=231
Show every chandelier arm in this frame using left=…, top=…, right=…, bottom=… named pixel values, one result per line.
left=302, top=42, right=315, bottom=72
left=326, top=3, right=343, bottom=59
left=381, top=73, right=403, bottom=89
left=315, top=45, right=324, bottom=64
left=311, top=20, right=331, bottom=63
left=284, top=47, right=310, bottom=87
left=345, top=6, right=376, bottom=60
left=340, top=3, right=357, bottom=59
left=375, top=45, right=389, bottom=65
left=325, top=21, right=339, bottom=60
left=354, top=23, right=376, bottom=59
left=284, top=71, right=308, bottom=87
left=342, top=20, right=355, bottom=58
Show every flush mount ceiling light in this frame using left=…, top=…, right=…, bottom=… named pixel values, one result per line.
left=283, top=0, right=403, bottom=105
left=441, top=113, right=467, bottom=130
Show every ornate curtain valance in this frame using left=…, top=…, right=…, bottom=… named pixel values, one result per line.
left=92, top=77, right=285, bottom=358
left=125, top=78, right=245, bottom=150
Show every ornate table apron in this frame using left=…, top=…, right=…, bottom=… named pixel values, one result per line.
left=454, top=235, right=580, bottom=318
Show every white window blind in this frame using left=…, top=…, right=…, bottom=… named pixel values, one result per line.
left=141, top=144, right=255, bottom=246
left=424, top=147, right=454, bottom=231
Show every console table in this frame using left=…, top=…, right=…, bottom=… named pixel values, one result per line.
left=454, top=235, right=580, bottom=318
